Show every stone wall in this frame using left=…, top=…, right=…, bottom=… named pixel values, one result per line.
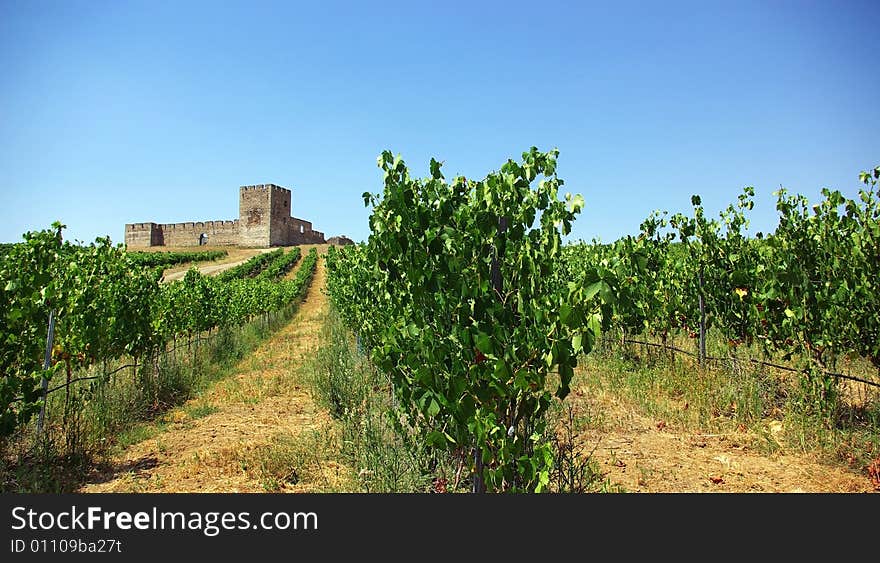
left=125, top=220, right=238, bottom=248
left=287, top=217, right=325, bottom=244
left=238, top=185, right=271, bottom=247
left=159, top=220, right=239, bottom=247
left=327, top=235, right=355, bottom=246
left=125, top=223, right=163, bottom=247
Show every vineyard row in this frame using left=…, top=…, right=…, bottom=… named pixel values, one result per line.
left=0, top=225, right=317, bottom=437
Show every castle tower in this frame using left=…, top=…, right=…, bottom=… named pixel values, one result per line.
left=238, top=184, right=292, bottom=247
left=268, top=185, right=292, bottom=245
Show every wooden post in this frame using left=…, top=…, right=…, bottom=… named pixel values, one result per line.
left=472, top=447, right=485, bottom=494
left=36, top=224, right=62, bottom=436
left=698, top=267, right=706, bottom=366
left=36, top=309, right=56, bottom=435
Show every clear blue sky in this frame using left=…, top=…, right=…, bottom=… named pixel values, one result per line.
left=1, top=0, right=878, bottom=245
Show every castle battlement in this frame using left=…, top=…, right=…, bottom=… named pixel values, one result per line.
left=239, top=184, right=289, bottom=193
left=125, top=184, right=324, bottom=248
left=149, top=220, right=240, bottom=230
left=126, top=222, right=158, bottom=231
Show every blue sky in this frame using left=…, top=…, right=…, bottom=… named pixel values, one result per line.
left=1, top=0, right=878, bottom=245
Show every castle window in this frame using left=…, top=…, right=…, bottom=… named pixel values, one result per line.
left=300, top=225, right=304, bottom=234
left=199, top=233, right=208, bottom=245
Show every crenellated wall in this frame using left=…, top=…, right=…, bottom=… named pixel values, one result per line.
left=159, top=220, right=239, bottom=247
left=125, top=183, right=326, bottom=248
left=125, top=220, right=239, bottom=248
left=125, top=223, right=163, bottom=247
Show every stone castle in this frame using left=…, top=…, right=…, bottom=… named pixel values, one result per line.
left=125, top=184, right=326, bottom=248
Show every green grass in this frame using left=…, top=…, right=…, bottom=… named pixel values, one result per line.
left=303, top=308, right=439, bottom=493
left=183, top=403, right=219, bottom=420
left=113, top=421, right=169, bottom=453
left=575, top=329, right=880, bottom=474
left=0, top=301, right=307, bottom=493
left=239, top=430, right=343, bottom=492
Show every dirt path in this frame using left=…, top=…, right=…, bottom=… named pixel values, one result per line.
left=161, top=248, right=276, bottom=283
left=567, top=385, right=875, bottom=493
left=281, top=244, right=330, bottom=281
left=80, top=256, right=346, bottom=492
